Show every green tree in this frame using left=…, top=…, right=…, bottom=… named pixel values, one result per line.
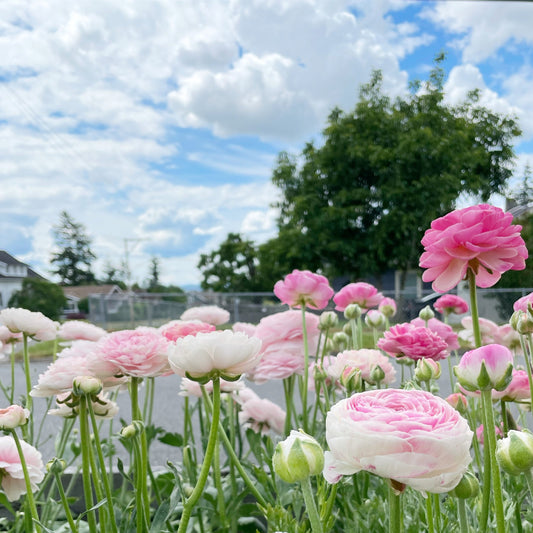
left=8, top=278, right=67, bottom=321
left=50, top=211, right=97, bottom=285
left=102, top=260, right=125, bottom=287
left=148, top=257, right=161, bottom=290
left=268, top=57, right=521, bottom=287
left=198, top=233, right=264, bottom=291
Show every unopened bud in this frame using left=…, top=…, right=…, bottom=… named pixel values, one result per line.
left=344, top=304, right=361, bottom=321
left=46, top=457, right=66, bottom=475
left=496, top=430, right=533, bottom=475
left=273, top=430, right=324, bottom=483
left=379, top=298, right=397, bottom=318
left=120, top=420, right=144, bottom=439
left=0, top=405, right=29, bottom=430
left=340, top=366, right=362, bottom=392
left=332, top=332, right=349, bottom=351
left=365, top=310, right=386, bottom=330
left=450, top=471, right=479, bottom=499
left=369, top=364, right=386, bottom=385
left=419, top=306, right=435, bottom=322
left=342, top=323, right=352, bottom=335
left=319, top=311, right=338, bottom=331
left=446, top=393, right=468, bottom=414
left=72, top=376, right=103, bottom=397
left=415, top=359, right=441, bottom=383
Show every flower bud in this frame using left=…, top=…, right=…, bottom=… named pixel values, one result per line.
left=319, top=311, right=338, bottom=331
left=0, top=405, right=29, bottom=430
left=369, top=364, right=386, bottom=385
left=273, top=430, right=324, bottom=483
left=340, top=366, right=362, bottom=393
left=419, top=306, right=435, bottom=322
left=120, top=420, right=144, bottom=439
left=342, top=323, right=352, bottom=335
left=510, top=310, right=523, bottom=332
left=365, top=310, right=386, bottom=330
left=324, top=339, right=335, bottom=354
left=496, top=430, right=533, bottom=475
left=344, top=304, right=361, bottom=321
left=378, top=297, right=397, bottom=318
left=46, top=458, right=66, bottom=475
left=72, top=376, right=103, bottom=397
left=446, top=393, right=468, bottom=414
left=415, top=359, right=441, bottom=383
left=332, top=332, right=349, bottom=351
left=450, top=471, right=479, bottom=499
left=517, top=312, right=533, bottom=335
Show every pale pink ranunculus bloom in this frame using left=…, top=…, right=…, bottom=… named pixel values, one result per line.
left=235, top=388, right=285, bottom=435
left=324, top=389, right=473, bottom=493
left=420, top=204, right=527, bottom=293
left=378, top=297, right=397, bottom=318
left=0, top=308, right=58, bottom=341
left=232, top=322, right=257, bottom=337
left=159, top=320, right=215, bottom=341
left=411, top=317, right=459, bottom=351
left=0, top=405, right=29, bottom=430
left=494, top=324, right=523, bottom=355
left=333, top=282, right=383, bottom=312
left=433, top=294, right=469, bottom=316
left=455, top=344, right=514, bottom=392
left=0, top=436, right=44, bottom=501
left=178, top=376, right=245, bottom=397
left=58, top=321, right=107, bottom=342
left=377, top=323, right=449, bottom=361
left=246, top=310, right=320, bottom=383
left=180, top=305, right=230, bottom=325
left=0, top=326, right=22, bottom=345
left=57, top=340, right=99, bottom=358
left=274, top=269, right=333, bottom=310
left=476, top=424, right=503, bottom=446
left=492, top=369, right=530, bottom=402
left=514, top=292, right=533, bottom=313
left=327, top=349, right=396, bottom=386
left=95, top=328, right=171, bottom=378
left=31, top=355, right=92, bottom=397
left=457, top=316, right=500, bottom=349
left=48, top=392, right=119, bottom=419
left=168, top=330, right=262, bottom=380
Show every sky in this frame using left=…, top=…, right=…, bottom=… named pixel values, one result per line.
left=1, top=0, right=533, bottom=289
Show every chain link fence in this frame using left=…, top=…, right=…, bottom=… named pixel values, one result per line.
left=88, top=287, right=533, bottom=330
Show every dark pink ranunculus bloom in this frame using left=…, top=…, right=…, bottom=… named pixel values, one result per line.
left=274, top=269, right=333, bottom=310
left=514, top=292, right=533, bottom=313
left=377, top=323, right=449, bottom=361
left=492, top=369, right=530, bottom=402
left=420, top=204, right=527, bottom=293
left=411, top=317, right=459, bottom=351
left=324, top=389, right=473, bottom=493
left=433, top=294, right=469, bottom=316
left=333, top=282, right=383, bottom=312
left=159, top=320, right=215, bottom=341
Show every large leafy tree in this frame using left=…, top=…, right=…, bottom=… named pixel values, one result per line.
left=9, top=278, right=67, bottom=321
left=50, top=211, right=97, bottom=285
left=198, top=233, right=263, bottom=291
left=269, top=57, right=521, bottom=287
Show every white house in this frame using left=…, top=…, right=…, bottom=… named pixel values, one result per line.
left=0, top=251, right=45, bottom=309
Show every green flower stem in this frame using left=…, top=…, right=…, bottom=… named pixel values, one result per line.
left=52, top=471, right=78, bottom=533
left=131, top=432, right=149, bottom=532
left=524, top=469, right=533, bottom=499
left=184, top=396, right=190, bottom=447
left=426, top=492, right=435, bottom=533
left=213, top=434, right=227, bottom=526
left=357, top=316, right=364, bottom=349
left=481, top=389, right=506, bottom=533
left=22, top=333, right=34, bottom=444
left=479, top=417, right=491, bottom=533
left=301, top=305, right=310, bottom=433
left=300, top=477, right=323, bottom=533
left=9, top=344, right=15, bottom=404
left=78, top=397, right=98, bottom=533
left=87, top=401, right=118, bottom=533
left=350, top=318, right=358, bottom=349
left=457, top=498, right=469, bottom=533
left=467, top=269, right=482, bottom=348
left=283, top=375, right=295, bottom=435
left=10, top=429, right=41, bottom=533
left=388, top=483, right=401, bottom=533
left=178, top=376, right=222, bottom=533
left=130, top=377, right=150, bottom=524
left=524, top=334, right=533, bottom=414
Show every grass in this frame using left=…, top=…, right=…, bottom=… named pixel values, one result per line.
left=10, top=340, right=58, bottom=360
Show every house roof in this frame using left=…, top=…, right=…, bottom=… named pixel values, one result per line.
left=0, top=250, right=45, bottom=279
left=62, top=284, right=123, bottom=301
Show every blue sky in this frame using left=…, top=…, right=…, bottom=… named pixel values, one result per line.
left=1, top=0, right=533, bottom=288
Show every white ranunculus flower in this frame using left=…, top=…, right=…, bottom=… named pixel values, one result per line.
left=168, top=330, right=262, bottom=380
left=0, top=308, right=58, bottom=341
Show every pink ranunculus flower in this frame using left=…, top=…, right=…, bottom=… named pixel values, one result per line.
left=234, top=388, right=285, bottom=435
left=324, top=389, right=473, bottom=493
left=458, top=316, right=500, bottom=349
left=378, top=297, right=397, bottom=318
left=232, top=322, right=257, bottom=337
left=327, top=349, right=396, bottom=386
left=433, top=294, right=469, bottom=316
left=446, top=393, right=468, bottom=413
left=95, top=328, right=170, bottom=378
left=274, top=269, right=333, bottom=310
left=246, top=310, right=320, bottom=383
left=0, top=308, right=58, bottom=341
left=476, top=424, right=504, bottom=446
left=333, top=282, right=383, bottom=312
left=411, top=317, right=459, bottom=351
left=0, top=326, right=22, bottom=345
left=159, top=320, right=216, bottom=341
left=180, top=305, right=230, bottom=325
left=514, top=292, right=533, bottom=314
left=377, top=323, right=449, bottom=361
left=168, top=330, right=262, bottom=380
left=30, top=355, right=92, bottom=397
left=492, top=369, right=530, bottom=402
left=58, top=321, right=107, bottom=342
left=454, top=344, right=514, bottom=392
left=420, top=204, right=527, bottom=293
left=0, top=436, right=44, bottom=501
left=494, top=324, right=523, bottom=356
left=0, top=405, right=29, bottom=430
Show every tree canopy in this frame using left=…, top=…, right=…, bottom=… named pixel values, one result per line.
left=50, top=211, right=97, bottom=286
left=8, top=278, right=67, bottom=321
left=198, top=57, right=522, bottom=291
